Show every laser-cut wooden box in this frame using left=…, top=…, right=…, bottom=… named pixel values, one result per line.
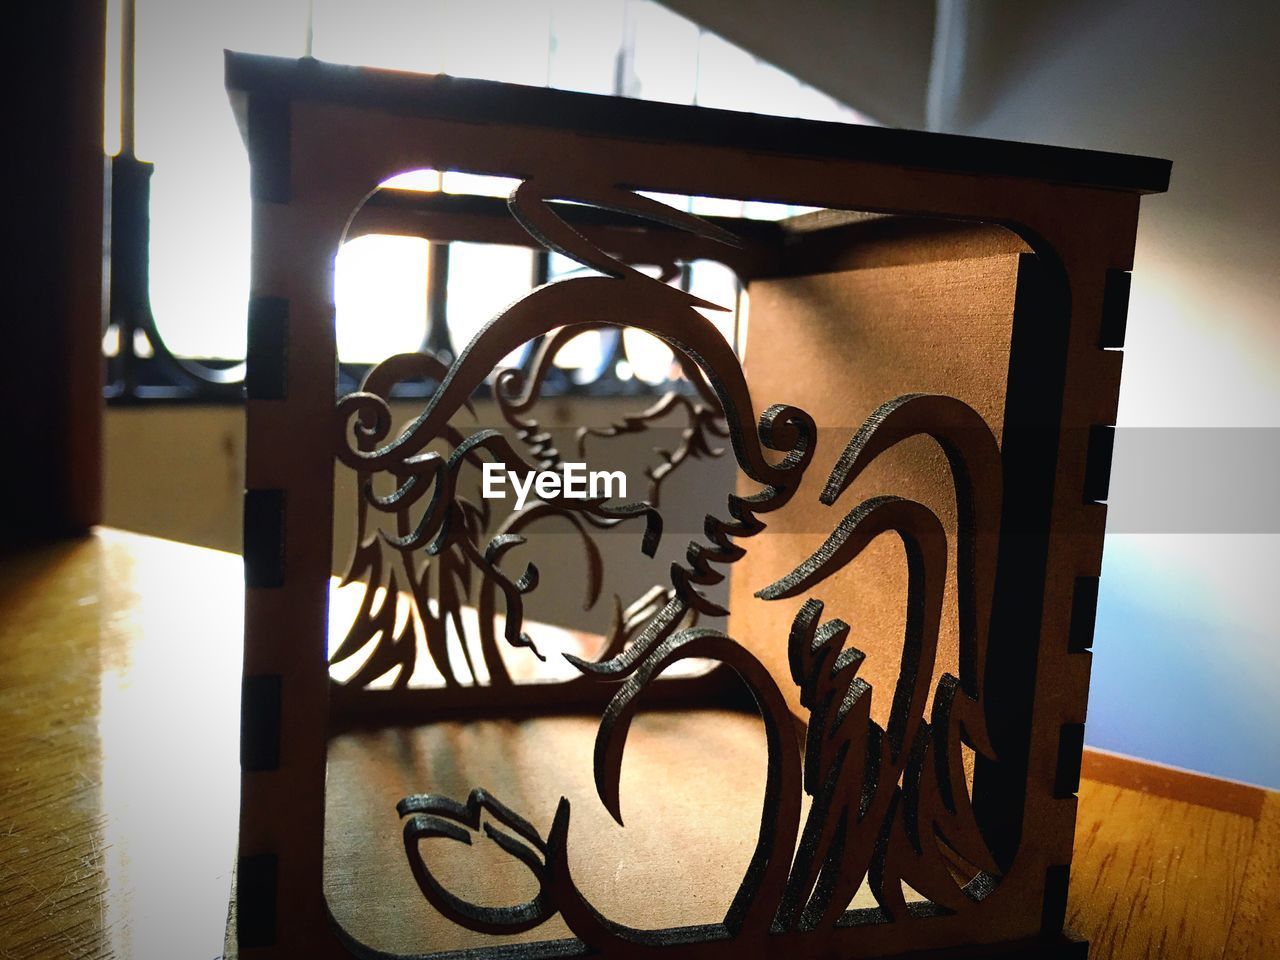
left=225, top=51, right=1169, bottom=960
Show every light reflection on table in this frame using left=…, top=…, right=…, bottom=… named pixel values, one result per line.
left=1, top=529, right=1275, bottom=959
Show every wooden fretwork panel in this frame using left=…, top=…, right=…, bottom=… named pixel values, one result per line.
left=225, top=51, right=1168, bottom=960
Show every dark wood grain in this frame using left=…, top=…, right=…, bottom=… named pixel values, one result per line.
left=1223, top=793, right=1280, bottom=960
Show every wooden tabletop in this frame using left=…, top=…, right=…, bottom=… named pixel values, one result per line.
left=1, top=529, right=1274, bottom=959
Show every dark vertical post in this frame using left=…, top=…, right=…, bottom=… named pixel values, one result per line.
left=421, top=241, right=453, bottom=361
left=4, top=0, right=107, bottom=543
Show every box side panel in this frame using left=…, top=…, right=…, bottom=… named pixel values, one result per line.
left=729, top=254, right=1021, bottom=727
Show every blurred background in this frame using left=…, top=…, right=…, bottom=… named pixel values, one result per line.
left=93, top=0, right=1279, bottom=787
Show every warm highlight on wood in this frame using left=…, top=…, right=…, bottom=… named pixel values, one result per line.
left=1, top=532, right=1275, bottom=960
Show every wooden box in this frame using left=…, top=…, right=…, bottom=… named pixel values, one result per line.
left=225, top=52, right=1169, bottom=959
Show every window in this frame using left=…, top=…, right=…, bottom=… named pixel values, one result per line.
left=103, top=0, right=872, bottom=401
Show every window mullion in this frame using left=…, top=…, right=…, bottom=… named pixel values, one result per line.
left=421, top=241, right=454, bottom=362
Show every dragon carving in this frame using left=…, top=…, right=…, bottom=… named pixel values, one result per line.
left=331, top=175, right=1004, bottom=947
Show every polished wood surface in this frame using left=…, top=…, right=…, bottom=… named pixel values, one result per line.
left=1, top=530, right=1275, bottom=959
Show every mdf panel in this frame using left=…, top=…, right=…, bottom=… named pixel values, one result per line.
left=223, top=50, right=1166, bottom=960
left=729, top=253, right=1022, bottom=727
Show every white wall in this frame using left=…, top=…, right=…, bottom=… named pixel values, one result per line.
left=928, top=0, right=1280, bottom=786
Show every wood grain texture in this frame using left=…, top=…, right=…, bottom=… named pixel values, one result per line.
left=2, top=531, right=1276, bottom=959
left=0, top=531, right=241, bottom=960
left=1069, top=782, right=1255, bottom=960
left=1223, top=792, right=1280, bottom=960
left=0, top=541, right=115, bottom=960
